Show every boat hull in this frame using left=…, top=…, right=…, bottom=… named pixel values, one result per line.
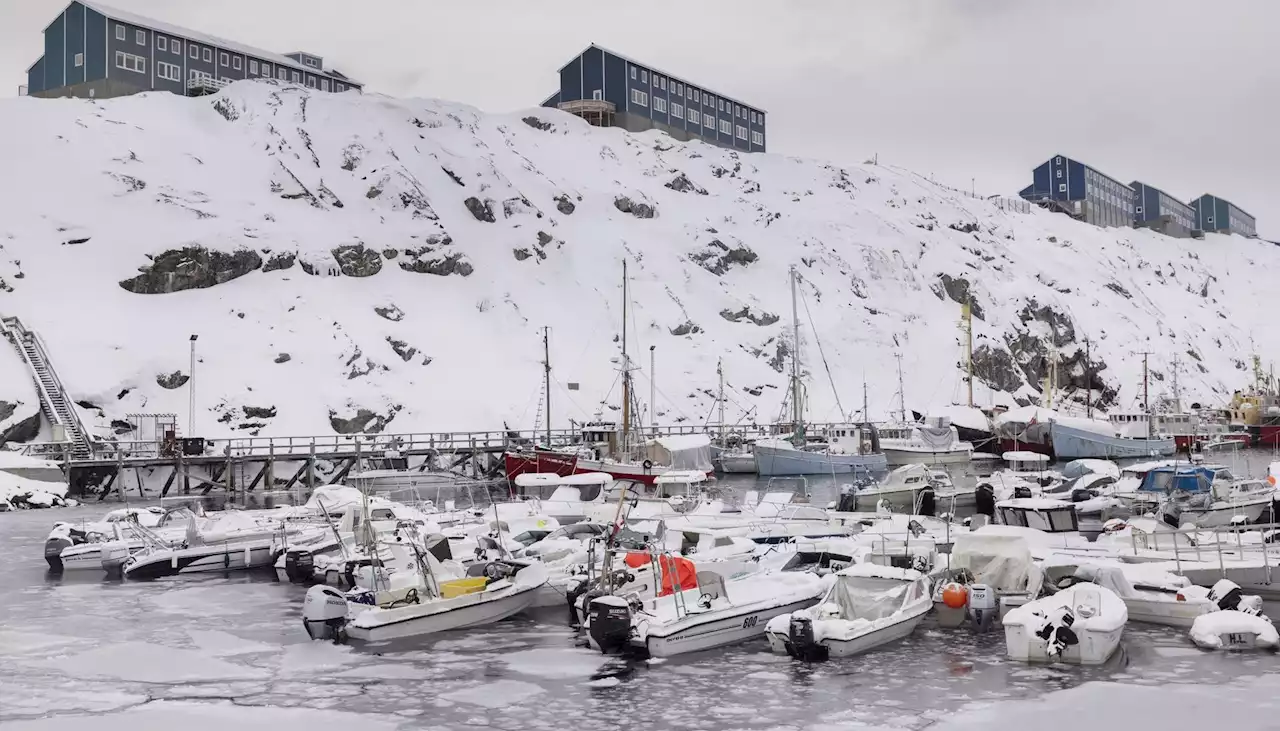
left=123, top=543, right=277, bottom=580
left=1122, top=597, right=1212, bottom=628
left=503, top=451, right=702, bottom=486
left=1181, top=499, right=1272, bottom=528
left=997, top=438, right=1053, bottom=458
left=881, top=448, right=972, bottom=467
left=1050, top=424, right=1176, bottom=460
left=640, top=596, right=820, bottom=657
left=766, top=604, right=930, bottom=658
left=346, top=583, right=541, bottom=642
left=715, top=453, right=757, bottom=474
left=754, top=444, right=888, bottom=478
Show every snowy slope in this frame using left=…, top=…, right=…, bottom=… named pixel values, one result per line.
left=0, top=79, right=1273, bottom=442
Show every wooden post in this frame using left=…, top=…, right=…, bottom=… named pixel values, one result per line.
left=266, top=441, right=275, bottom=492
left=224, top=445, right=233, bottom=493
left=134, top=466, right=145, bottom=499
left=180, top=449, right=190, bottom=495
left=308, top=439, right=316, bottom=488
left=470, top=435, right=477, bottom=478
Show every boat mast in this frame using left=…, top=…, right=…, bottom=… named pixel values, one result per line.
left=621, top=260, right=631, bottom=454
left=543, top=326, right=552, bottom=446
left=1172, top=353, right=1182, bottom=414
left=789, top=266, right=804, bottom=443
left=717, top=358, right=726, bottom=442
left=961, top=300, right=974, bottom=408
left=1141, top=351, right=1152, bottom=438
left=895, top=352, right=906, bottom=423
left=1084, top=337, right=1092, bottom=419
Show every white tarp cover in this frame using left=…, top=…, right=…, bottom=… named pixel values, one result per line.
left=646, top=434, right=713, bottom=471
left=916, top=425, right=957, bottom=450
left=825, top=575, right=910, bottom=622
left=950, top=533, right=1043, bottom=595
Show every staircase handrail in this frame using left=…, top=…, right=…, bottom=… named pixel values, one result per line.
left=0, top=315, right=92, bottom=456
left=31, top=327, right=92, bottom=450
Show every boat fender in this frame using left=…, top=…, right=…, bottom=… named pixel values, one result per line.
left=302, top=585, right=349, bottom=643
left=642, top=460, right=654, bottom=471
left=785, top=616, right=829, bottom=662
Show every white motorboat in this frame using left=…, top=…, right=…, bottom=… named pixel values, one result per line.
left=44, top=506, right=169, bottom=572
left=1140, top=466, right=1274, bottom=528
left=834, top=464, right=973, bottom=514
left=1190, top=609, right=1279, bottom=651
left=765, top=563, right=932, bottom=660
left=303, top=537, right=548, bottom=642
left=1003, top=582, right=1127, bottom=665
left=510, top=472, right=611, bottom=524
left=878, top=417, right=973, bottom=467
left=122, top=511, right=315, bottom=580
left=586, top=566, right=826, bottom=657
left=1059, top=563, right=1213, bottom=627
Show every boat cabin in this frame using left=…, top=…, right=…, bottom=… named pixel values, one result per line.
left=994, top=498, right=1079, bottom=533
left=825, top=423, right=881, bottom=456
left=1001, top=451, right=1051, bottom=474
left=1138, top=466, right=1213, bottom=496
left=653, top=469, right=709, bottom=499
left=579, top=421, right=620, bottom=456
left=512, top=472, right=610, bottom=502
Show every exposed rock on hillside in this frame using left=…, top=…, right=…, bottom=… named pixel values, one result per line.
left=119, top=247, right=262, bottom=293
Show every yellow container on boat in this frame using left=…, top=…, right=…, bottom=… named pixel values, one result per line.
left=439, top=577, right=487, bottom=598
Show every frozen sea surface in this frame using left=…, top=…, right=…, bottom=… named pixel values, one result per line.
left=3, top=505, right=1280, bottom=730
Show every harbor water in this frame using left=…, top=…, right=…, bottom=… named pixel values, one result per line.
left=4, top=451, right=1280, bottom=729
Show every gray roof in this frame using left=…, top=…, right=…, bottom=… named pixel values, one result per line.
left=77, top=0, right=362, bottom=86
left=560, top=43, right=766, bottom=113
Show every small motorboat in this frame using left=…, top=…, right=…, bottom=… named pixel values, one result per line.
left=585, top=560, right=826, bottom=657
left=764, top=563, right=932, bottom=660
left=1188, top=579, right=1278, bottom=650
left=1003, top=582, right=1127, bottom=665
left=1056, top=563, right=1212, bottom=628
left=121, top=511, right=311, bottom=580
left=303, top=538, right=548, bottom=643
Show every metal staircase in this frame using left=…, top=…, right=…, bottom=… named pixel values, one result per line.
left=0, top=316, right=92, bottom=459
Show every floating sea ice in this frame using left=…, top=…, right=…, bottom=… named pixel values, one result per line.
left=585, top=677, right=621, bottom=688
left=332, top=663, right=429, bottom=681
left=35, top=641, right=269, bottom=683
left=501, top=647, right=610, bottom=680
left=0, top=682, right=147, bottom=721
left=440, top=679, right=545, bottom=708
left=0, top=699, right=403, bottom=731
left=0, top=629, right=86, bottom=657
left=273, top=641, right=358, bottom=676
left=187, top=630, right=277, bottom=657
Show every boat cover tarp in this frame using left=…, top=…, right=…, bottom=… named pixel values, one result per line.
left=916, top=425, right=957, bottom=450
left=1138, top=466, right=1213, bottom=494
left=825, top=575, right=910, bottom=622
left=950, top=533, right=1043, bottom=595
left=645, top=434, right=713, bottom=472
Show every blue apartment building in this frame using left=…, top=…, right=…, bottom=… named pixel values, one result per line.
left=542, top=44, right=766, bottom=153
left=24, top=1, right=362, bottom=100
left=1130, top=181, right=1197, bottom=238
left=1192, top=194, right=1257, bottom=238
left=1019, top=155, right=1135, bottom=228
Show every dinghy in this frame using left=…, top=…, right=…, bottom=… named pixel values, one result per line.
left=1188, top=579, right=1278, bottom=650
left=765, top=563, right=932, bottom=660
left=1003, top=582, right=1126, bottom=664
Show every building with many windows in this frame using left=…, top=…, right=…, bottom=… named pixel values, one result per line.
left=1191, top=194, right=1256, bottom=238
left=542, top=44, right=765, bottom=153
left=24, top=1, right=362, bottom=100
left=1019, top=155, right=1134, bottom=228
left=1130, top=181, right=1198, bottom=238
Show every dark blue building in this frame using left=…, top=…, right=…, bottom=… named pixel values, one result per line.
left=1130, top=181, right=1197, bottom=238
left=1191, top=194, right=1257, bottom=238
left=542, top=44, right=766, bottom=153
left=24, top=1, right=362, bottom=100
left=1019, top=155, right=1134, bottom=228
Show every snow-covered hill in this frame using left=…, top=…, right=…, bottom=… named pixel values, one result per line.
left=0, top=80, right=1272, bottom=443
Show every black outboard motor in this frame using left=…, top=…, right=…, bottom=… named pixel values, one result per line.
left=836, top=485, right=858, bottom=513
left=785, top=615, right=829, bottom=662
left=1210, top=579, right=1245, bottom=612
left=1034, top=607, right=1079, bottom=657
left=44, top=536, right=72, bottom=572
left=1012, top=485, right=1033, bottom=500
left=587, top=596, right=633, bottom=654
left=917, top=487, right=936, bottom=517
left=975, top=483, right=995, bottom=518
left=1070, top=488, right=1094, bottom=503
left=284, top=549, right=316, bottom=584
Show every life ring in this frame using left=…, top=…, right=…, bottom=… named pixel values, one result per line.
left=642, top=459, right=654, bottom=471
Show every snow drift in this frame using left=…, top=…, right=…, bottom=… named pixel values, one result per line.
left=0, top=80, right=1274, bottom=442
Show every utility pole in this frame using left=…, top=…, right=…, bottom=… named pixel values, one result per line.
left=188, top=334, right=198, bottom=436
left=542, top=326, right=552, bottom=446
left=895, top=352, right=906, bottom=423
left=620, top=259, right=631, bottom=455
left=960, top=301, right=974, bottom=407
left=1139, top=351, right=1153, bottom=414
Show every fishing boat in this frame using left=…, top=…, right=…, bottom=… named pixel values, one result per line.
left=1003, top=582, right=1127, bottom=665
left=765, top=563, right=932, bottom=660
left=879, top=417, right=973, bottom=467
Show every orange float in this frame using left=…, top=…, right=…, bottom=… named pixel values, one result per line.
left=941, top=582, right=968, bottom=609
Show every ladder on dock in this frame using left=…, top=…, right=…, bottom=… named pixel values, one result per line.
left=0, top=315, right=92, bottom=459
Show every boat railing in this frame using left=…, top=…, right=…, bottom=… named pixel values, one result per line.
left=1120, top=520, right=1280, bottom=584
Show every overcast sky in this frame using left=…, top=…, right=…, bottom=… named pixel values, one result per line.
left=4, top=0, right=1277, bottom=237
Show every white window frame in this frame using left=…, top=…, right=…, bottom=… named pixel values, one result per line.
left=157, top=36, right=166, bottom=52
left=171, top=38, right=181, bottom=55
left=136, top=29, right=145, bottom=45
left=114, top=51, right=145, bottom=74
left=703, top=112, right=714, bottom=128
left=292, top=70, right=301, bottom=83
left=1056, top=169, right=1063, bottom=178
left=688, top=107, right=697, bottom=122
left=640, top=69, right=647, bottom=83
left=1058, top=183, right=1067, bottom=193
left=220, top=52, right=230, bottom=66
left=736, top=124, right=747, bottom=140
left=190, top=45, right=199, bottom=59
left=336, top=82, right=345, bottom=91
left=73, top=53, right=83, bottom=67
left=233, top=56, right=242, bottom=70
left=278, top=67, right=287, bottom=80
left=157, top=61, right=180, bottom=82
left=630, top=89, right=648, bottom=106
left=321, top=78, right=330, bottom=91
left=115, top=24, right=126, bottom=41
left=720, top=119, right=731, bottom=134
left=719, top=99, right=725, bottom=112
left=630, top=66, right=636, bottom=80
left=203, top=48, right=212, bottom=63
left=250, top=59, right=258, bottom=74
left=305, top=57, right=318, bottom=67
left=262, top=63, right=271, bottom=76
left=592, top=89, right=602, bottom=100
left=306, top=77, right=316, bottom=88
left=672, top=103, right=683, bottom=119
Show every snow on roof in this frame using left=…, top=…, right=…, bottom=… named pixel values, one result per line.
left=559, top=43, right=767, bottom=113
left=654, top=469, right=708, bottom=484
left=835, top=563, right=922, bottom=582
left=653, top=433, right=711, bottom=451
left=79, top=1, right=363, bottom=86
left=513, top=472, right=563, bottom=488
left=561, top=472, right=612, bottom=485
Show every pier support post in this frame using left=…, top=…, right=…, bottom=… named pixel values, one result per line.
left=308, top=440, right=316, bottom=488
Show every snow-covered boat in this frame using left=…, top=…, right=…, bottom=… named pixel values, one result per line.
left=303, top=546, right=549, bottom=643
left=833, top=464, right=972, bottom=513
left=44, top=506, right=168, bottom=572
left=1139, top=466, right=1274, bottom=528
left=878, top=417, right=973, bottom=467
left=510, top=472, right=611, bottom=524
left=1060, top=563, right=1213, bottom=627
left=1050, top=420, right=1176, bottom=460
left=1003, top=582, right=1127, bottom=664
left=504, top=432, right=714, bottom=486
left=122, top=511, right=313, bottom=580
left=586, top=564, right=826, bottom=657
left=764, top=564, right=932, bottom=660
left=754, top=425, right=888, bottom=478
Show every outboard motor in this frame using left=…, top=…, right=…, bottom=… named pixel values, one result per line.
left=975, top=484, right=996, bottom=518
left=967, top=584, right=998, bottom=632
left=586, top=596, right=633, bottom=654
left=836, top=485, right=858, bottom=513
left=1034, top=606, right=1079, bottom=658
left=100, top=541, right=132, bottom=578
left=284, top=549, right=316, bottom=584
left=917, top=487, right=936, bottom=517
left=302, top=585, right=349, bottom=642
left=1070, top=488, right=1094, bottom=503
left=44, top=535, right=73, bottom=573
left=785, top=616, right=829, bottom=662
left=1012, top=485, right=1033, bottom=500
left=1209, top=579, right=1245, bottom=612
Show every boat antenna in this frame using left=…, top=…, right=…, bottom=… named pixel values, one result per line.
left=895, top=351, right=906, bottom=423
left=543, top=326, right=552, bottom=446
left=789, top=265, right=804, bottom=444
left=717, top=358, right=726, bottom=443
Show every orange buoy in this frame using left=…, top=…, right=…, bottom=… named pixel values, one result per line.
left=941, top=582, right=968, bottom=609
left=1268, top=474, right=1276, bottom=487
